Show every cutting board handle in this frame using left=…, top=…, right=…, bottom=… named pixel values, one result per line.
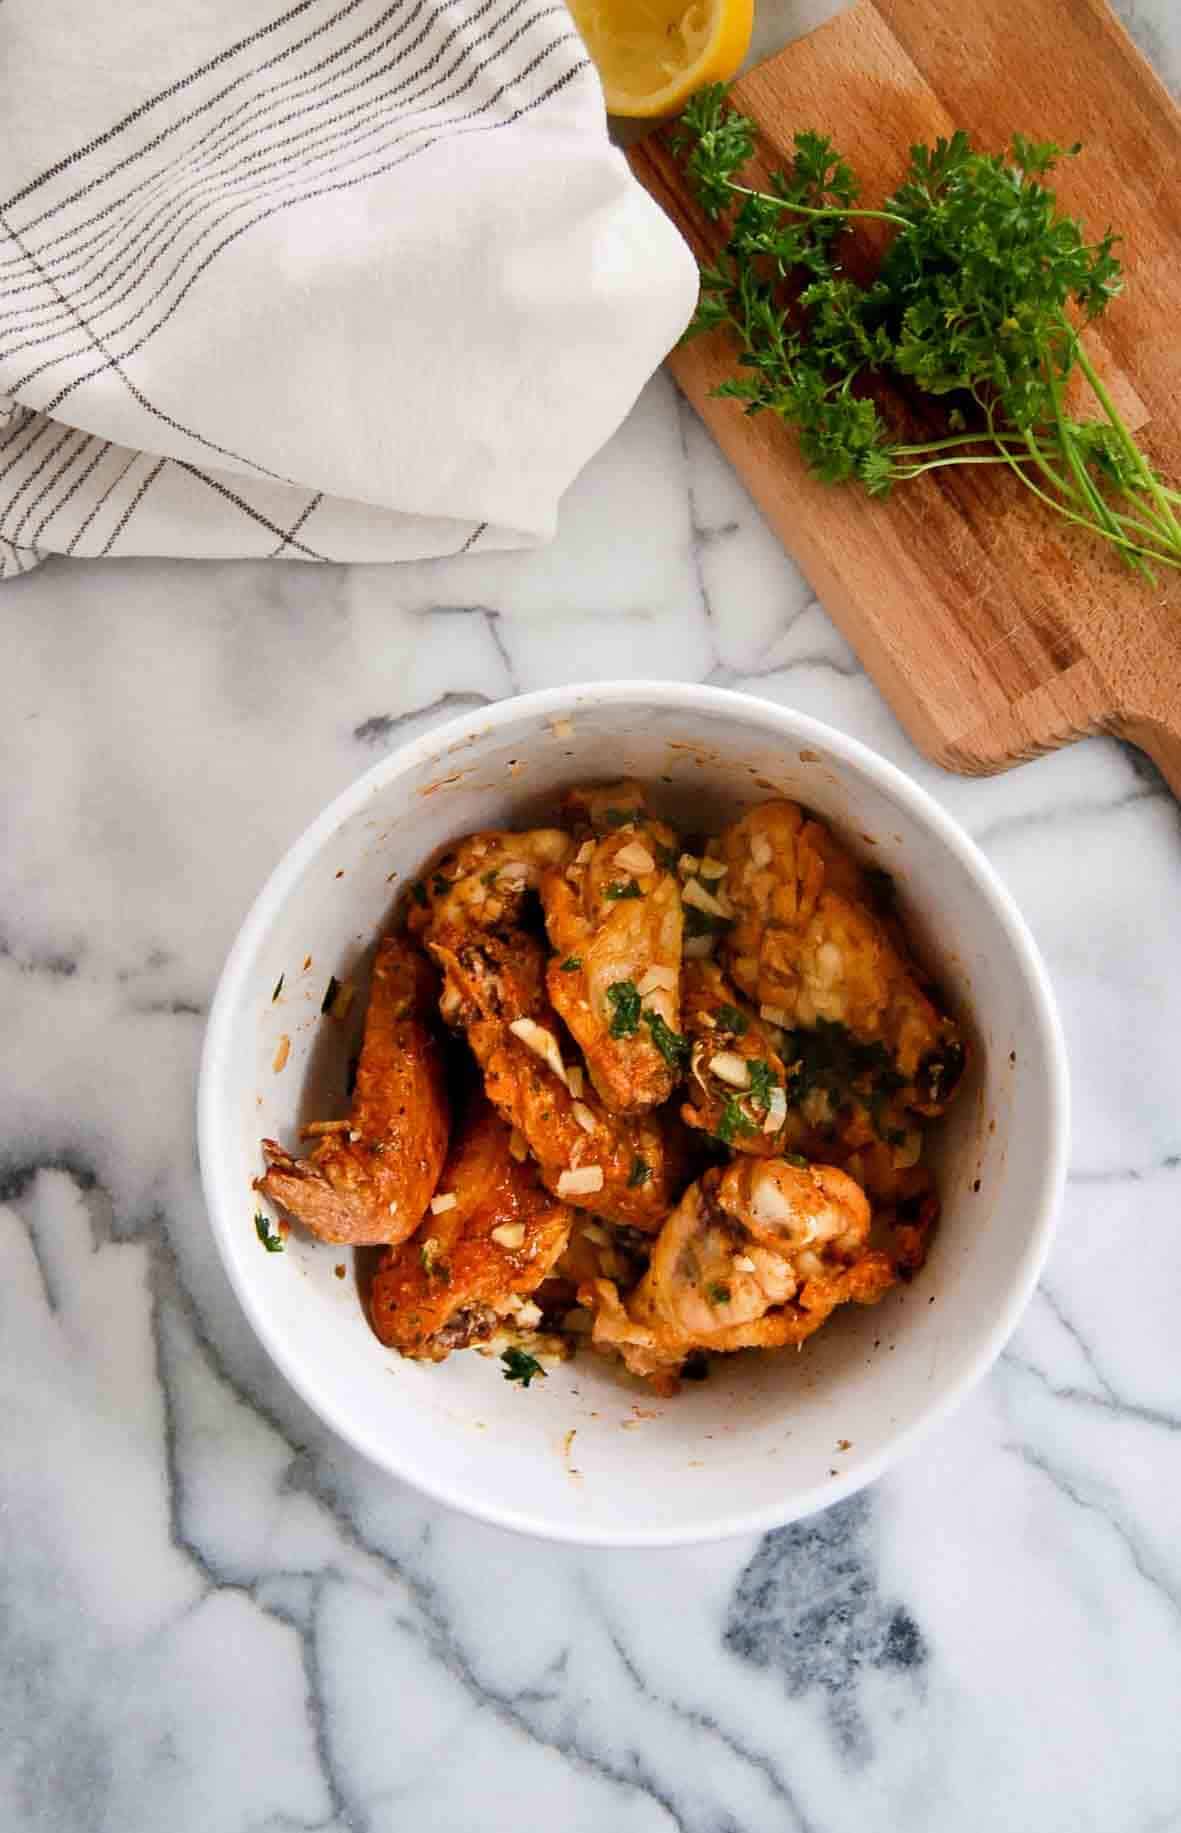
left=1121, top=708, right=1181, bottom=799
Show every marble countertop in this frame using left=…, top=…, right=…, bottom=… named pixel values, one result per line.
left=4, top=11, right=1181, bottom=1829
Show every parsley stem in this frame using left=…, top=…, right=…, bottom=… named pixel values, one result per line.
left=729, top=184, right=909, bottom=229
left=1070, top=333, right=1181, bottom=553
left=1011, top=435, right=1177, bottom=569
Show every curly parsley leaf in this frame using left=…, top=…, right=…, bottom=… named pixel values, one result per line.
left=604, top=880, right=643, bottom=902
left=716, top=1002, right=749, bottom=1035
left=672, top=86, right=1181, bottom=577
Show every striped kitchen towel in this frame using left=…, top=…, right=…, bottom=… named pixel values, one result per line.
left=0, top=0, right=697, bottom=578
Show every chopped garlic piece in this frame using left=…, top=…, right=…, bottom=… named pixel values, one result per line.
left=750, top=834, right=773, bottom=869
left=490, top=1221, right=526, bottom=1250
left=515, top=1300, right=543, bottom=1330
left=559, top=1166, right=604, bottom=1198
left=683, top=878, right=727, bottom=918
left=572, top=1101, right=597, bottom=1135
left=508, top=1017, right=568, bottom=1088
left=760, top=1003, right=792, bottom=1027
left=677, top=853, right=700, bottom=877
left=699, top=857, right=728, bottom=880
left=764, top=1086, right=788, bottom=1132
left=733, top=1254, right=757, bottom=1274
left=710, top=1051, right=750, bottom=1088
left=615, top=840, right=655, bottom=876
left=429, top=1191, right=457, bottom=1215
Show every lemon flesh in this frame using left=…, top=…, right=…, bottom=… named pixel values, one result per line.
left=567, top=0, right=754, bottom=118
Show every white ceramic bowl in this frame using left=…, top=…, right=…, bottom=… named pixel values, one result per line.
left=198, top=683, right=1068, bottom=1546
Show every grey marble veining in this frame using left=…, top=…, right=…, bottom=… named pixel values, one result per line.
left=3, top=23, right=1181, bottom=1830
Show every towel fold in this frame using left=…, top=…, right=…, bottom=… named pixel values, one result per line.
left=0, top=0, right=699, bottom=578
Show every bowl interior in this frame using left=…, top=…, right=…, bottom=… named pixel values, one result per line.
left=200, top=688, right=1064, bottom=1544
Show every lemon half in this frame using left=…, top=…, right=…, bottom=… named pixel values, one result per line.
left=567, top=0, right=754, bottom=119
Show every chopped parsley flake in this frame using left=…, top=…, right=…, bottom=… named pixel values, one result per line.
left=560, top=955, right=582, bottom=972
left=432, top=874, right=451, bottom=895
left=746, top=1058, right=779, bottom=1111
left=501, top=1347, right=545, bottom=1387
left=706, top=1282, right=732, bottom=1305
left=481, top=869, right=500, bottom=886
left=604, top=880, right=643, bottom=901
left=785, top=1152, right=810, bottom=1169
left=715, top=1096, right=756, bottom=1144
left=607, top=979, right=642, bottom=1038
left=655, top=842, right=679, bottom=871
left=628, top=1155, right=652, bottom=1188
left=604, top=806, right=634, bottom=828
left=644, top=1010, right=690, bottom=1068
left=271, top=973, right=284, bottom=1002
left=716, top=1002, right=748, bottom=1036
left=254, top=1212, right=284, bottom=1254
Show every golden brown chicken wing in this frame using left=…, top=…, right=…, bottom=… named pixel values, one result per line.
left=680, top=960, right=794, bottom=1154
left=541, top=782, right=684, bottom=1114
left=712, top=802, right=965, bottom=1115
left=587, top=1156, right=894, bottom=1390
left=369, top=1096, right=572, bottom=1359
left=256, top=935, right=449, bottom=1246
left=418, top=845, right=686, bottom=1231
left=477, top=1015, right=686, bottom=1230
left=407, top=826, right=573, bottom=944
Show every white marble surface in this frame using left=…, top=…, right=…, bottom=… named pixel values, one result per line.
left=4, top=19, right=1181, bottom=1833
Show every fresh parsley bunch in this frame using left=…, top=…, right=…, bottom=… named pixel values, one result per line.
left=674, top=86, right=1181, bottom=574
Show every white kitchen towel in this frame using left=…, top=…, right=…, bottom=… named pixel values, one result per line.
left=0, top=0, right=700, bottom=578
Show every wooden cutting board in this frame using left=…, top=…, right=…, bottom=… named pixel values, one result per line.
left=629, top=0, right=1181, bottom=792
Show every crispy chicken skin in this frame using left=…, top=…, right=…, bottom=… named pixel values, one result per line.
left=369, top=1097, right=572, bottom=1360
left=406, top=826, right=573, bottom=945
left=541, top=782, right=683, bottom=1115
left=713, top=802, right=965, bottom=1114
left=680, top=960, right=792, bottom=1154
left=256, top=936, right=449, bottom=1247
left=478, top=1018, right=685, bottom=1230
left=589, top=1156, right=894, bottom=1390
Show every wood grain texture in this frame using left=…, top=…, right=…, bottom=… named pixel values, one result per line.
left=628, top=0, right=1181, bottom=791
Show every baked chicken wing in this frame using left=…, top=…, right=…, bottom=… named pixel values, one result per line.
left=407, top=826, right=573, bottom=947
left=418, top=856, right=685, bottom=1231
left=588, top=1155, right=894, bottom=1390
left=256, top=935, right=449, bottom=1246
left=369, top=1096, right=572, bottom=1359
left=713, top=802, right=965, bottom=1115
left=541, top=782, right=684, bottom=1115
left=680, top=959, right=794, bottom=1154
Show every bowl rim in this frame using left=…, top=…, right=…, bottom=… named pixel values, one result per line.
left=198, top=680, right=1069, bottom=1547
